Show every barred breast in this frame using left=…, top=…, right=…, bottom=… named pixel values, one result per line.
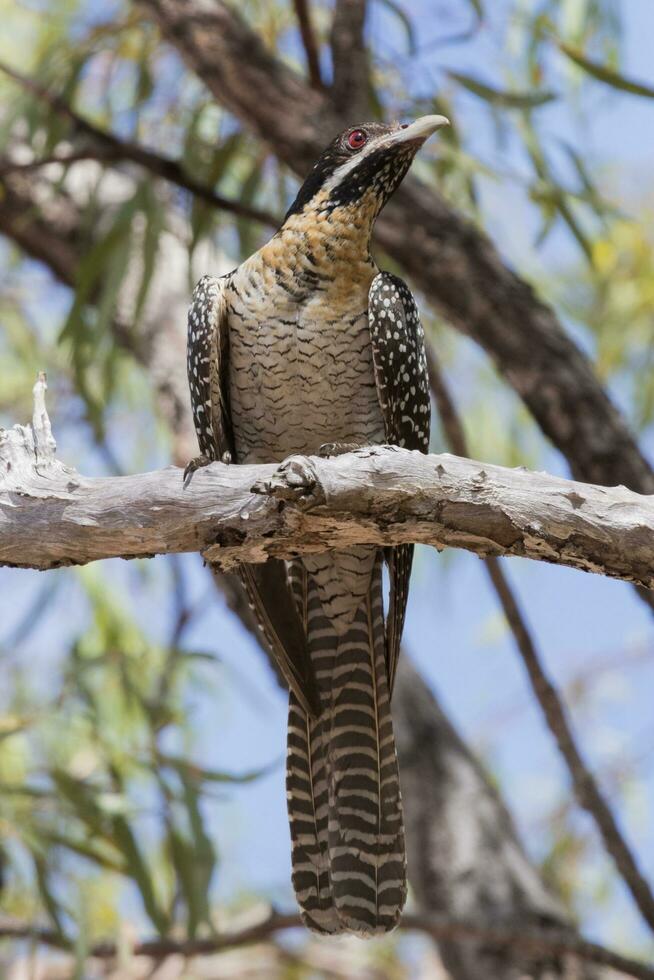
left=226, top=232, right=385, bottom=465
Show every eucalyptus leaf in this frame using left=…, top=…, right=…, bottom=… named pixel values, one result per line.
left=157, top=750, right=276, bottom=784
left=558, top=42, right=654, bottom=98
left=447, top=70, right=557, bottom=109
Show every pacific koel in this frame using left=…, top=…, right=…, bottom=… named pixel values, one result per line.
left=185, top=115, right=449, bottom=936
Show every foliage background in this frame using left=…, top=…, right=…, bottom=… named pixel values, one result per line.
left=0, top=0, right=653, bottom=975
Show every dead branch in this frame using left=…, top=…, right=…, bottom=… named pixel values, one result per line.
left=330, top=0, right=369, bottom=119
left=2, top=378, right=654, bottom=592
left=292, top=0, right=324, bottom=89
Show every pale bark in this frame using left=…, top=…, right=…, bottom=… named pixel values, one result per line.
left=2, top=392, right=653, bottom=591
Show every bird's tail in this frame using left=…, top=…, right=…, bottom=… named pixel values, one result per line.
left=286, top=550, right=407, bottom=936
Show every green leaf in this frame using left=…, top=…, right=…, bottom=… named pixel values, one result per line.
left=51, top=770, right=106, bottom=837
left=134, top=36, right=154, bottom=105
left=534, top=209, right=557, bottom=250
left=558, top=42, right=654, bottom=99
left=133, top=184, right=164, bottom=326
left=189, top=131, right=244, bottom=251
left=111, top=813, right=170, bottom=935
left=180, top=778, right=216, bottom=930
left=41, top=830, right=128, bottom=875
left=33, top=853, right=67, bottom=940
left=51, top=766, right=169, bottom=933
left=561, top=142, right=621, bottom=220
left=166, top=821, right=214, bottom=939
left=530, top=181, right=594, bottom=263
left=236, top=157, right=266, bottom=258
left=447, top=71, right=556, bottom=108
left=157, top=751, right=276, bottom=785
left=60, top=187, right=143, bottom=348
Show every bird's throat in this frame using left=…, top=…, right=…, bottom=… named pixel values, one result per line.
left=260, top=187, right=380, bottom=295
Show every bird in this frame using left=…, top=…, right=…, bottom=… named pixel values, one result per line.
left=185, top=115, right=449, bottom=936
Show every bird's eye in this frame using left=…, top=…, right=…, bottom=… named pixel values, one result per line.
left=347, top=129, right=367, bottom=150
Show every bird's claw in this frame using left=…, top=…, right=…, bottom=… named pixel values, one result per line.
left=183, top=451, right=232, bottom=486
left=183, top=454, right=211, bottom=486
left=251, top=455, right=323, bottom=505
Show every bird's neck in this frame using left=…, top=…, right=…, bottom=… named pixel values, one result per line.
left=261, top=190, right=381, bottom=291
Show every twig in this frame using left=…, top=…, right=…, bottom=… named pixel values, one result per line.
left=0, top=911, right=651, bottom=979
left=494, top=561, right=654, bottom=934
left=292, top=0, right=324, bottom=89
left=330, top=0, right=369, bottom=119
left=0, top=61, right=279, bottom=228
left=426, top=341, right=654, bottom=936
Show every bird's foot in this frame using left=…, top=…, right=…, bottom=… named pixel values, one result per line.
left=251, top=454, right=324, bottom=506
left=318, top=442, right=364, bottom=458
left=183, top=450, right=232, bottom=486
left=183, top=454, right=211, bottom=486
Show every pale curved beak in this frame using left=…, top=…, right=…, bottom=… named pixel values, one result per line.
left=388, top=114, right=450, bottom=145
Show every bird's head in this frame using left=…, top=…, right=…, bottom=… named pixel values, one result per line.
left=284, top=115, right=449, bottom=235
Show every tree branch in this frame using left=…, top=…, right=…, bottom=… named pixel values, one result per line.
left=330, top=0, right=369, bottom=119
left=487, top=556, right=654, bottom=933
left=0, top=910, right=650, bottom=979
left=427, top=344, right=654, bottom=935
left=292, top=0, right=324, bottom=89
left=0, top=61, right=279, bottom=227
left=2, top=381, right=654, bottom=590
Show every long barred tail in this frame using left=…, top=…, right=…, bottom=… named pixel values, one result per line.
left=286, top=551, right=407, bottom=936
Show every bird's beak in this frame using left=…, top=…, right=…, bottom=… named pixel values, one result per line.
left=387, top=114, right=450, bottom=145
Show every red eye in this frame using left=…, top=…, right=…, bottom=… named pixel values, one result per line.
left=347, top=129, right=367, bottom=150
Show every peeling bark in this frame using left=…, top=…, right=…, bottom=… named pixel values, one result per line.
left=2, top=400, right=652, bottom=589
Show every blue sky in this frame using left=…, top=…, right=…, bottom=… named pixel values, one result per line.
left=1, top=0, right=654, bottom=960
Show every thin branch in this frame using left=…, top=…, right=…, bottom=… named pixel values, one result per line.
left=292, top=0, right=324, bottom=89
left=2, top=382, right=654, bottom=591
left=0, top=61, right=279, bottom=227
left=0, top=150, right=107, bottom=176
left=487, top=559, right=654, bottom=933
left=426, top=343, right=654, bottom=936
left=0, top=912, right=651, bottom=979
left=330, top=0, right=369, bottom=119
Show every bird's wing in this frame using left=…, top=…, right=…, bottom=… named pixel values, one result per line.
left=187, top=274, right=234, bottom=462
left=187, top=275, right=319, bottom=717
left=368, top=272, right=431, bottom=693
